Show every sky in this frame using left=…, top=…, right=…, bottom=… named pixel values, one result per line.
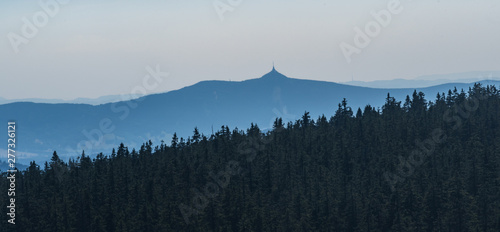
left=0, top=0, right=499, bottom=100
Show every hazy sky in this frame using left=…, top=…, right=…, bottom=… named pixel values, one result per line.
left=1, top=0, right=499, bottom=100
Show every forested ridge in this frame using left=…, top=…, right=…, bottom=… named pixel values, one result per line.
left=1, top=84, right=499, bottom=231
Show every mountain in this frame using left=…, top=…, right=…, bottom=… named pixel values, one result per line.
left=1, top=68, right=499, bottom=164
left=343, top=71, right=500, bottom=88
left=0, top=94, right=143, bottom=106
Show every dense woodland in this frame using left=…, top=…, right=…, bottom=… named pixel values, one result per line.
left=1, top=84, right=500, bottom=232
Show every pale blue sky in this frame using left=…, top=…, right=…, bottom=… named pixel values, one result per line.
left=1, top=0, right=499, bottom=99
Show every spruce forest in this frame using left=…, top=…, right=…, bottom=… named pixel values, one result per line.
left=1, top=84, right=500, bottom=232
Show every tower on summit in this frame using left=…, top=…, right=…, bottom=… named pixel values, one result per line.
left=260, top=62, right=288, bottom=80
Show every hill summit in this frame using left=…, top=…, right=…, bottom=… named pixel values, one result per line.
left=259, top=65, right=288, bottom=80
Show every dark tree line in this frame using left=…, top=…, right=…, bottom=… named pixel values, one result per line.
left=1, top=84, right=499, bottom=231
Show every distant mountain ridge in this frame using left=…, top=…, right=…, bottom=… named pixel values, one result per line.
left=1, top=68, right=499, bottom=165
left=0, top=94, right=144, bottom=106
left=343, top=71, right=500, bottom=88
